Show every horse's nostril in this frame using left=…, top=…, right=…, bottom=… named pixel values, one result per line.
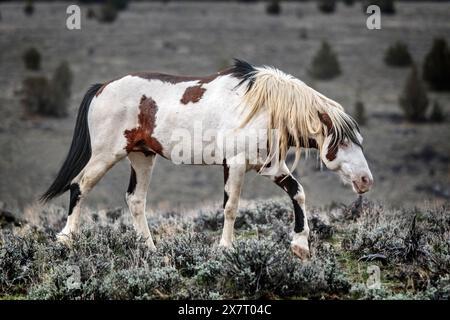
left=360, top=175, right=373, bottom=188
left=361, top=176, right=371, bottom=185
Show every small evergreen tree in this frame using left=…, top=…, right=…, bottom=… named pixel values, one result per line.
left=309, top=41, right=341, bottom=80
left=354, top=101, right=367, bottom=126
left=21, top=62, right=73, bottom=118
left=343, top=0, right=355, bottom=6
left=21, top=77, right=52, bottom=116
left=99, top=2, right=118, bottom=23
left=318, top=0, right=336, bottom=14
left=110, top=0, right=129, bottom=11
left=87, top=8, right=96, bottom=19
left=399, top=65, right=429, bottom=122
left=49, top=61, right=73, bottom=117
left=24, top=0, right=34, bottom=16
left=429, top=101, right=445, bottom=123
left=384, top=42, right=413, bottom=67
left=23, top=47, right=41, bottom=71
left=423, top=38, right=450, bottom=91
left=363, top=0, right=395, bottom=14
left=266, top=0, right=281, bottom=15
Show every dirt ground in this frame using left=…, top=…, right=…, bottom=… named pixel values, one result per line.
left=0, top=1, right=449, bottom=212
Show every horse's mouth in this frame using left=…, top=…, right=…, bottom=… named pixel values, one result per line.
left=352, top=181, right=367, bottom=194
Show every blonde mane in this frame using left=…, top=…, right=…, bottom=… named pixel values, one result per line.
left=238, top=64, right=360, bottom=171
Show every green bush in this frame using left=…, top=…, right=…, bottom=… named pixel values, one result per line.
left=343, top=0, right=355, bottom=6
left=384, top=42, right=413, bottom=67
left=20, top=77, right=53, bottom=116
left=399, top=65, right=429, bottom=122
left=99, top=2, right=118, bottom=23
left=110, top=0, right=129, bottom=11
left=24, top=0, right=34, bottom=16
left=363, top=0, right=395, bottom=14
left=2, top=201, right=449, bottom=299
left=429, top=101, right=445, bottom=123
left=21, top=61, right=73, bottom=118
left=50, top=61, right=73, bottom=117
left=318, top=0, right=336, bottom=14
left=423, top=38, right=450, bottom=91
left=354, top=101, right=367, bottom=126
left=309, top=41, right=341, bottom=80
left=266, top=0, right=281, bottom=15
left=87, top=8, right=96, bottom=19
left=22, top=47, right=41, bottom=71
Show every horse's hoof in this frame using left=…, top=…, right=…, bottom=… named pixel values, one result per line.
left=56, top=232, right=72, bottom=245
left=218, top=239, right=233, bottom=249
left=291, top=244, right=310, bottom=261
left=146, top=241, right=157, bottom=251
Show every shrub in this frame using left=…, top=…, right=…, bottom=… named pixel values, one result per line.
left=423, top=38, right=450, bottom=91
left=384, top=42, right=413, bottom=67
left=1, top=201, right=448, bottom=299
left=21, top=61, right=73, bottom=118
left=87, top=8, right=96, bottom=19
left=24, top=0, right=34, bottom=16
left=309, top=41, right=341, bottom=80
left=343, top=0, right=355, bottom=6
left=97, top=267, right=183, bottom=300
left=354, top=101, right=367, bottom=126
left=399, top=65, right=429, bottom=122
left=21, top=77, right=53, bottom=116
left=50, top=61, right=73, bottom=117
left=158, top=233, right=212, bottom=277
left=363, top=0, right=395, bottom=14
left=429, top=101, right=445, bottom=123
left=22, top=47, right=41, bottom=71
left=266, top=0, right=281, bottom=15
left=110, top=0, right=129, bottom=11
left=99, top=2, right=118, bottom=23
left=0, top=231, right=44, bottom=295
left=221, top=239, right=350, bottom=298
left=318, top=0, right=336, bottom=14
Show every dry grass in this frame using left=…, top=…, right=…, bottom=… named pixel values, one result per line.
left=0, top=199, right=448, bottom=300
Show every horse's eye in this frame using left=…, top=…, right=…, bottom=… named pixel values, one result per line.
left=339, top=141, right=349, bottom=148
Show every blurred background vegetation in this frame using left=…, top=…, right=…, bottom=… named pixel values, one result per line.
left=0, top=0, right=449, bottom=211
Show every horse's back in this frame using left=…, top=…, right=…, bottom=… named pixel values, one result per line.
left=87, top=71, right=248, bottom=160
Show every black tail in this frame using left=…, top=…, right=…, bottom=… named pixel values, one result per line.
left=40, top=84, right=103, bottom=203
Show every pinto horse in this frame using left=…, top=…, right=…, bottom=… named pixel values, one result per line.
left=41, top=59, right=373, bottom=259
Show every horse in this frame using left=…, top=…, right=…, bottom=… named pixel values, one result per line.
left=41, top=59, right=373, bottom=260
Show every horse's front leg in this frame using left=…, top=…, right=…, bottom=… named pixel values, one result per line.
left=219, top=160, right=246, bottom=248
left=273, top=174, right=310, bottom=260
left=257, top=163, right=310, bottom=260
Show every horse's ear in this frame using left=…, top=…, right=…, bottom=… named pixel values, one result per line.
left=318, top=112, right=333, bottom=133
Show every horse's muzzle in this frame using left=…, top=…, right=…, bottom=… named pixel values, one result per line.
left=352, top=175, right=373, bottom=194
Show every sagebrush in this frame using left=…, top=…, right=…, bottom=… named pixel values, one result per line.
left=0, top=200, right=448, bottom=299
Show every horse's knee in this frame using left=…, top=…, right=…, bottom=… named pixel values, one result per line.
left=224, top=204, right=238, bottom=220
left=293, top=186, right=305, bottom=205
left=125, top=193, right=145, bottom=217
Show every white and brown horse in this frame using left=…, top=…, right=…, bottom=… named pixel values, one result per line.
left=41, top=59, right=373, bottom=259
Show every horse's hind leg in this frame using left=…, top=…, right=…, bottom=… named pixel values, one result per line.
left=58, top=153, right=120, bottom=241
left=219, top=158, right=246, bottom=248
left=125, top=152, right=156, bottom=250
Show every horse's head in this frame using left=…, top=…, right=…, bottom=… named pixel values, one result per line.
left=318, top=112, right=373, bottom=194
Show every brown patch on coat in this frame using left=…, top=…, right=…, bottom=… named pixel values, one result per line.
left=124, top=95, right=163, bottom=157
left=180, top=85, right=207, bottom=104
left=318, top=112, right=337, bottom=161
